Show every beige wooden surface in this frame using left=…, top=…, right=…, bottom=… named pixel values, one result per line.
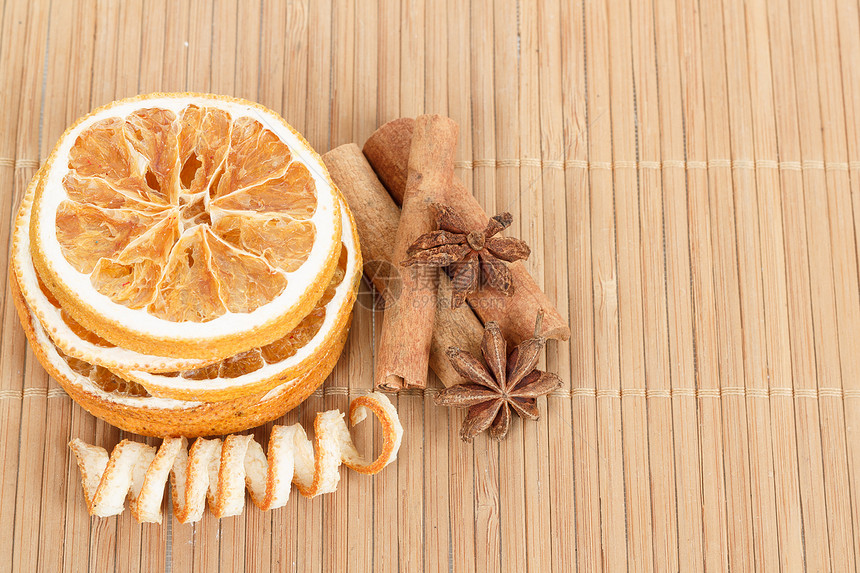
left=2, top=0, right=860, bottom=571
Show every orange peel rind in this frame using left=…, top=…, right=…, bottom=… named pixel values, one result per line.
left=69, top=392, right=402, bottom=523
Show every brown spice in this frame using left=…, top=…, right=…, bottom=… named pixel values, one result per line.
left=403, top=204, right=531, bottom=308
left=363, top=117, right=571, bottom=345
left=435, top=311, right=562, bottom=441
left=321, top=143, right=485, bottom=389
left=373, top=114, right=459, bottom=390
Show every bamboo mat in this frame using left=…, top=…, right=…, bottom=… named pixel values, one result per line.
left=2, top=0, right=860, bottom=571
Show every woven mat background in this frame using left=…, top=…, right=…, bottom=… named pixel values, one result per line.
left=2, top=0, right=860, bottom=571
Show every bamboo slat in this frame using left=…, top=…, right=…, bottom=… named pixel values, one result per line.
left=676, top=1, right=731, bottom=568
left=56, top=5, right=99, bottom=570
left=26, top=3, right=75, bottom=570
left=88, top=4, right=128, bottom=569
left=584, top=2, right=626, bottom=571
left=559, top=0, right=600, bottom=569
left=629, top=1, right=677, bottom=570
left=769, top=2, right=835, bottom=570
left=744, top=1, right=806, bottom=569
left=789, top=3, right=855, bottom=569
left=392, top=4, right=426, bottom=570
left=652, top=0, right=704, bottom=569
left=326, top=6, right=355, bottom=570
left=113, top=5, right=147, bottom=571
left=698, top=1, right=756, bottom=568
left=492, top=3, right=528, bottom=572
left=138, top=0, right=166, bottom=94
left=269, top=7, right=307, bottom=568
left=721, top=0, right=780, bottom=569
left=606, top=1, right=656, bottom=570
left=835, top=0, right=860, bottom=566
left=517, top=2, right=553, bottom=571
left=0, top=2, right=35, bottom=569
left=469, top=3, right=501, bottom=572
left=2, top=1, right=860, bottom=570
left=811, top=0, right=860, bottom=566
left=535, top=2, right=576, bottom=571
left=162, top=0, right=190, bottom=93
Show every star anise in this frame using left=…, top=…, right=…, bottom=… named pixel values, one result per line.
left=435, top=311, right=562, bottom=441
left=402, top=203, right=531, bottom=308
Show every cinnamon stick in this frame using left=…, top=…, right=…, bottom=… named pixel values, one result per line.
left=323, top=143, right=483, bottom=389
left=369, top=115, right=458, bottom=390
left=363, top=118, right=572, bottom=345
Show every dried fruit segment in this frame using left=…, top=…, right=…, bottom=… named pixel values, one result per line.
left=61, top=310, right=114, bottom=348
left=206, top=229, right=287, bottom=313
left=219, top=349, right=265, bottom=378
left=91, top=364, right=151, bottom=397
left=177, top=105, right=232, bottom=195
left=212, top=162, right=317, bottom=219
left=180, top=348, right=267, bottom=380
left=149, top=227, right=226, bottom=322
left=329, top=244, right=349, bottom=287
left=69, top=117, right=168, bottom=206
left=69, top=117, right=140, bottom=182
left=57, top=348, right=150, bottom=398
left=213, top=116, right=291, bottom=197
left=182, top=363, right=220, bottom=380
left=211, top=211, right=315, bottom=272
left=178, top=193, right=211, bottom=229
left=56, top=202, right=161, bottom=274
left=123, top=108, right=180, bottom=204
left=37, top=274, right=61, bottom=307
left=259, top=307, right=327, bottom=363
left=63, top=173, right=168, bottom=212
left=90, top=214, right=181, bottom=308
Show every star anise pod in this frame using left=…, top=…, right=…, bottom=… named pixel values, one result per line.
left=435, top=311, right=562, bottom=441
left=402, top=203, right=531, bottom=308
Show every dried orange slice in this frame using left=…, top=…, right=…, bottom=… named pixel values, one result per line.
left=14, top=166, right=359, bottom=395
left=10, top=267, right=353, bottom=437
left=12, top=169, right=213, bottom=372
left=121, top=194, right=361, bottom=401
left=29, top=94, right=342, bottom=360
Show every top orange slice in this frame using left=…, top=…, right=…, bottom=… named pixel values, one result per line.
left=29, top=94, right=342, bottom=360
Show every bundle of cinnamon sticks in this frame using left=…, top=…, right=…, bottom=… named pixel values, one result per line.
left=323, top=115, right=570, bottom=391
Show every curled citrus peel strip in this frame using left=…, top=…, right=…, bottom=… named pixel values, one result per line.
left=69, top=392, right=402, bottom=523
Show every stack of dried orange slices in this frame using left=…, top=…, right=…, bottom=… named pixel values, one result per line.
left=10, top=93, right=362, bottom=437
